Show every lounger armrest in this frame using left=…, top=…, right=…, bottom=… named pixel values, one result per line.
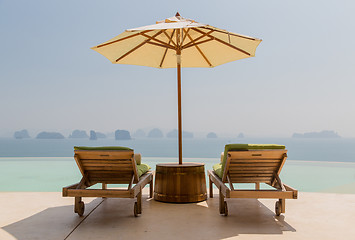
left=208, top=170, right=230, bottom=198
left=63, top=177, right=96, bottom=197
left=131, top=171, right=154, bottom=197
left=63, top=183, right=80, bottom=197
left=64, top=189, right=132, bottom=198
left=283, top=183, right=298, bottom=199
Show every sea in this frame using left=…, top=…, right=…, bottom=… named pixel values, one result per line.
left=1, top=137, right=355, bottom=193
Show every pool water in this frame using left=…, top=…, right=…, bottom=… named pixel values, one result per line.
left=1, top=157, right=355, bottom=193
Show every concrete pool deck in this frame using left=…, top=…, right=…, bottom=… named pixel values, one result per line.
left=1, top=190, right=355, bottom=240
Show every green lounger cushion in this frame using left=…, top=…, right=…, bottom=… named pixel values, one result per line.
left=213, top=163, right=223, bottom=179
left=74, top=146, right=133, bottom=151
left=134, top=153, right=142, bottom=165
left=215, top=144, right=286, bottom=179
left=136, top=163, right=151, bottom=177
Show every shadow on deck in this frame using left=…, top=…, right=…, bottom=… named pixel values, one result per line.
left=2, top=192, right=296, bottom=240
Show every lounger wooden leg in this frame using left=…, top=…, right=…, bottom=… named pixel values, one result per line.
left=102, top=184, right=107, bottom=199
left=74, top=197, right=81, bottom=213
left=137, top=187, right=142, bottom=214
left=134, top=202, right=138, bottom=217
left=280, top=198, right=286, bottom=213
left=219, top=189, right=225, bottom=214
left=149, top=179, right=153, bottom=198
left=209, top=176, right=213, bottom=198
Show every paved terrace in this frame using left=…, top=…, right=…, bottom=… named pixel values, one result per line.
left=1, top=190, right=355, bottom=240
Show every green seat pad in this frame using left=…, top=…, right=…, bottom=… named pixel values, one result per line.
left=224, top=144, right=285, bottom=152
left=216, top=144, right=286, bottom=179
left=136, top=163, right=151, bottom=177
left=213, top=163, right=223, bottom=179
left=74, top=146, right=133, bottom=151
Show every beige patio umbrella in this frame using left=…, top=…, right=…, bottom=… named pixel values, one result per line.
left=91, top=13, right=262, bottom=164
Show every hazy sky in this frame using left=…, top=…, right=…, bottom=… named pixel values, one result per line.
left=1, top=0, right=354, bottom=138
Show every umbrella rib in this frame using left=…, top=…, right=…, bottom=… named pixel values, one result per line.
left=192, top=28, right=252, bottom=56
left=200, top=26, right=260, bottom=41
left=160, top=30, right=176, bottom=68
left=182, top=38, right=214, bottom=50
left=95, top=30, right=153, bottom=48
left=140, top=32, right=175, bottom=49
left=184, top=31, right=212, bottom=67
left=181, top=29, right=214, bottom=49
left=115, top=30, right=164, bottom=62
left=146, top=41, right=175, bottom=50
left=163, top=30, right=177, bottom=48
left=181, top=28, right=190, bottom=45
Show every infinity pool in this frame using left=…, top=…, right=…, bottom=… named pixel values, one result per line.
left=1, top=157, right=355, bottom=193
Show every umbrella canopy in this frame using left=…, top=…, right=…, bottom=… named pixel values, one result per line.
left=91, top=13, right=262, bottom=164
left=92, top=13, right=261, bottom=68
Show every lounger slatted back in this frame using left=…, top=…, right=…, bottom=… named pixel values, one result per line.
left=75, top=150, right=139, bottom=184
left=224, top=150, right=287, bottom=185
left=208, top=144, right=297, bottom=216
left=63, top=147, right=153, bottom=217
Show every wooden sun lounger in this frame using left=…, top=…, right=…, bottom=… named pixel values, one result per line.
left=208, top=149, right=297, bottom=216
left=62, top=149, right=153, bottom=217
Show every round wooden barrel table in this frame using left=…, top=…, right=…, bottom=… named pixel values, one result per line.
left=154, top=162, right=207, bottom=203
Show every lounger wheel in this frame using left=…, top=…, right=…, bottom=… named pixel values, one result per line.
left=275, top=200, right=281, bottom=216
left=77, top=201, right=85, bottom=217
left=223, top=201, right=228, bottom=216
left=134, top=202, right=139, bottom=217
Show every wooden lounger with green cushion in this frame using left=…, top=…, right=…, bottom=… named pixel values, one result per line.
left=208, top=144, right=298, bottom=216
left=62, top=146, right=153, bottom=217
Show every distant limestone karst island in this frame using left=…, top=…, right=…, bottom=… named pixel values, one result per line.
left=68, top=130, right=107, bottom=140
left=147, top=128, right=164, bottom=138
left=166, top=129, right=194, bottom=139
left=14, top=129, right=30, bottom=139
left=89, top=130, right=107, bottom=140
left=13, top=129, right=108, bottom=140
left=206, top=132, right=217, bottom=138
left=292, top=130, right=341, bottom=138
left=9, top=128, right=344, bottom=140
left=69, top=130, right=88, bottom=138
left=115, top=130, right=131, bottom=140
left=36, top=131, right=65, bottom=139
left=237, top=133, right=245, bottom=138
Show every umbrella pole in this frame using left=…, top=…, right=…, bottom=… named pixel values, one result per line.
left=177, top=53, right=182, bottom=165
